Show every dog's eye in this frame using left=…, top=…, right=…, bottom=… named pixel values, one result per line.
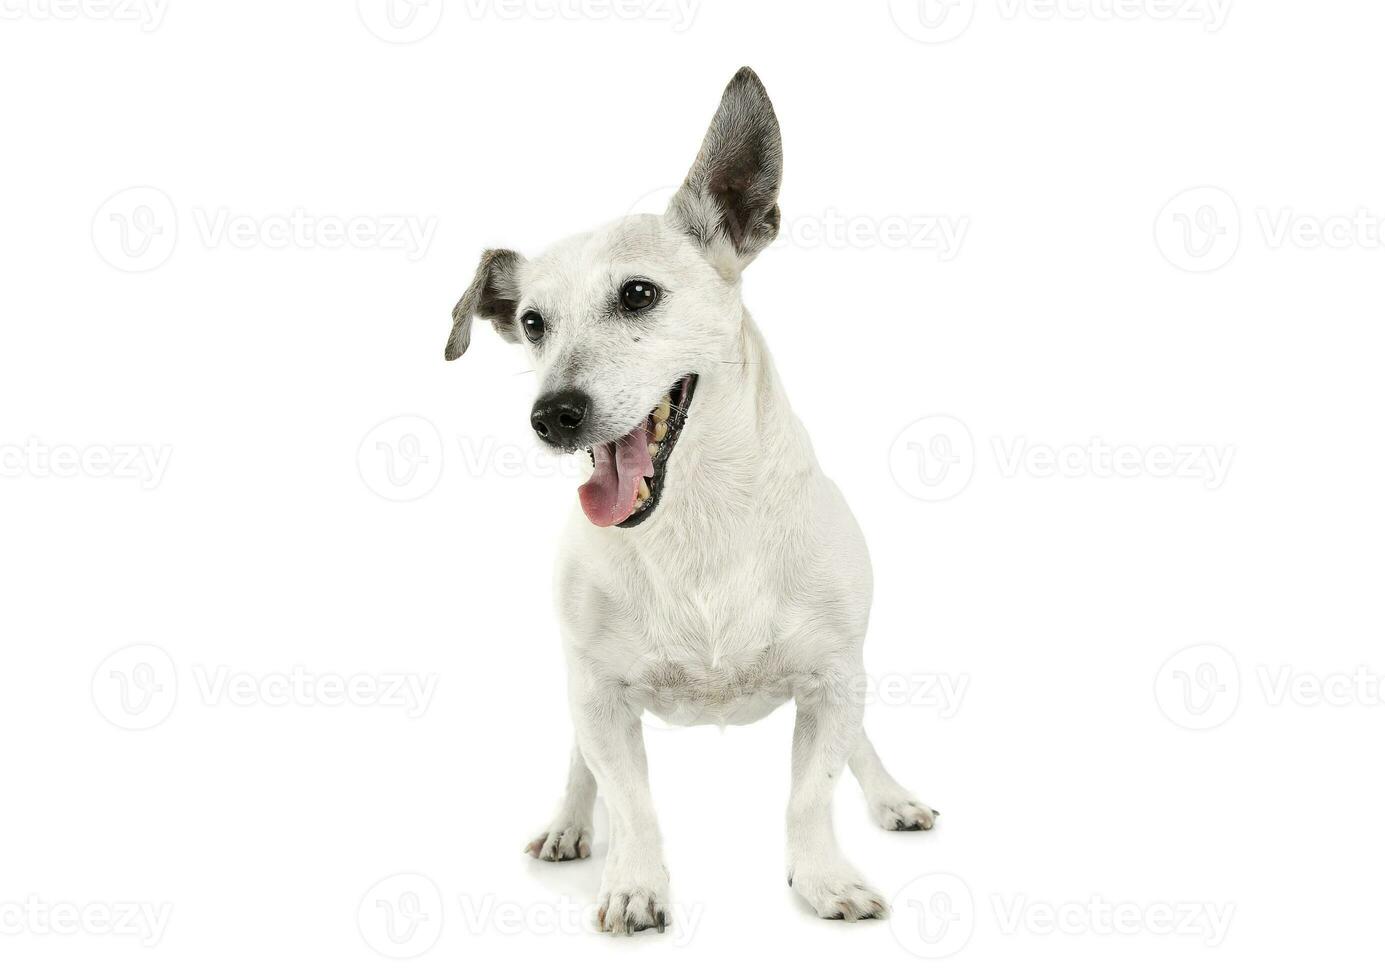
left=621, top=280, right=659, bottom=313
left=520, top=310, right=545, bottom=343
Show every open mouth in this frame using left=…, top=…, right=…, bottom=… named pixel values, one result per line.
left=577, top=375, right=698, bottom=529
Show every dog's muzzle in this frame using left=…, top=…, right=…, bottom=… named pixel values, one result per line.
left=577, top=375, right=698, bottom=529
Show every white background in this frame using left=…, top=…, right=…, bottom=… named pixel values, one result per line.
left=2, top=0, right=1382, bottom=975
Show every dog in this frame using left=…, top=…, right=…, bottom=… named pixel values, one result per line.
left=446, top=67, right=936, bottom=934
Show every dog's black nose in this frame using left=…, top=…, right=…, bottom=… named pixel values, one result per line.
left=531, top=389, right=591, bottom=449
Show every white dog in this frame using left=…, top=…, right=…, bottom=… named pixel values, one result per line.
left=447, top=68, right=936, bottom=934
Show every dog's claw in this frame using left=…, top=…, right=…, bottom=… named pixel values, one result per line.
left=874, top=800, right=937, bottom=832
left=526, top=825, right=593, bottom=862
left=596, top=885, right=669, bottom=937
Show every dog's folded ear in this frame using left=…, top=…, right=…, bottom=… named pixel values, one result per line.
left=668, top=67, right=783, bottom=278
left=445, top=248, right=525, bottom=361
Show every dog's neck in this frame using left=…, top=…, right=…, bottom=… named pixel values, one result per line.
left=625, top=307, right=819, bottom=556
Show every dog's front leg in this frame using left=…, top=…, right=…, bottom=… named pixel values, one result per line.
left=786, top=687, right=888, bottom=920
left=573, top=692, right=668, bottom=935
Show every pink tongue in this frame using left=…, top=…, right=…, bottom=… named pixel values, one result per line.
left=578, top=422, right=655, bottom=527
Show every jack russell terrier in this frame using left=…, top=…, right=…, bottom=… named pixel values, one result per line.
left=447, top=67, right=936, bottom=935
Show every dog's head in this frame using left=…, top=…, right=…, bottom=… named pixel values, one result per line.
left=446, top=67, right=782, bottom=529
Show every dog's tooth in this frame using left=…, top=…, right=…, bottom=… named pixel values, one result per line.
left=652, top=419, right=668, bottom=442
left=653, top=399, right=671, bottom=422
left=637, top=478, right=650, bottom=500
left=648, top=441, right=659, bottom=459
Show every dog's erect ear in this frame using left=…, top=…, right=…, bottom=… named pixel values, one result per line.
left=445, top=248, right=525, bottom=361
left=668, top=67, right=783, bottom=277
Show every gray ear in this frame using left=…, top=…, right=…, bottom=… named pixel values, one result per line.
left=668, top=67, right=783, bottom=276
left=445, top=248, right=524, bottom=361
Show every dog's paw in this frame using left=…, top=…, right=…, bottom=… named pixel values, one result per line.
left=524, top=824, right=592, bottom=862
left=873, top=799, right=938, bottom=832
left=596, top=869, right=669, bottom=936
left=789, top=863, right=889, bottom=921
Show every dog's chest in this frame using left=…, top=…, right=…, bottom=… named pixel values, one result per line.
left=610, top=551, right=818, bottom=726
